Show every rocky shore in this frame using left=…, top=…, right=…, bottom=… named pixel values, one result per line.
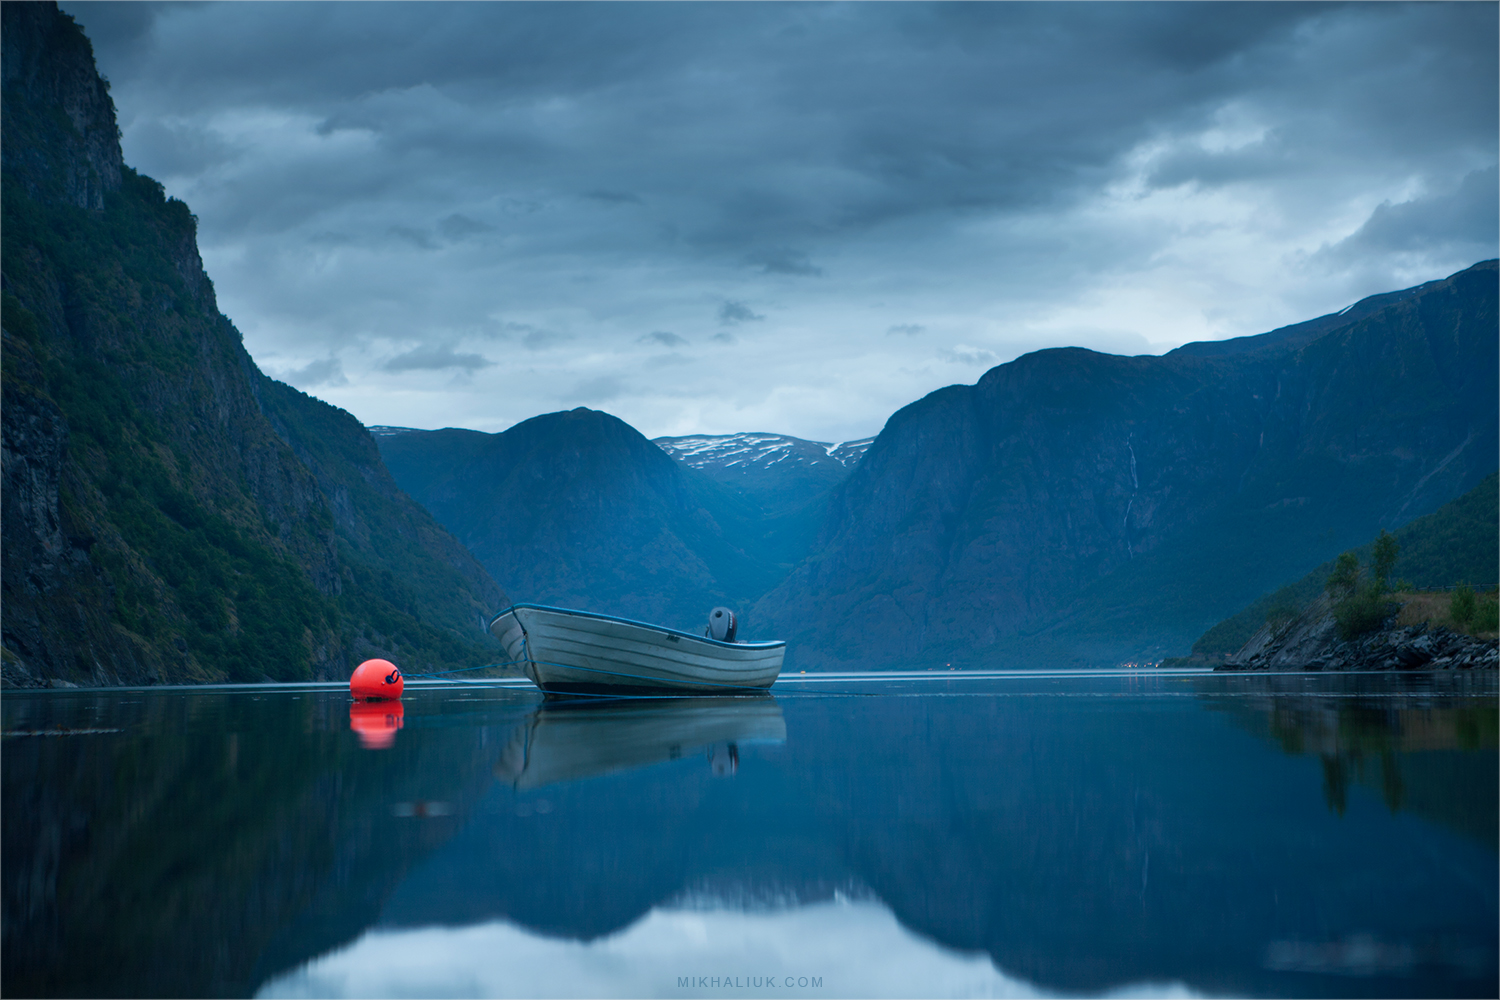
left=1219, top=593, right=1498, bottom=671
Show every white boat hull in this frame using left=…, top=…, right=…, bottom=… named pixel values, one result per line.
left=489, top=604, right=785, bottom=695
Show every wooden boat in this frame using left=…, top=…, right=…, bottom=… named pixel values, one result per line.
left=495, top=695, right=787, bottom=789
left=488, top=603, right=785, bottom=695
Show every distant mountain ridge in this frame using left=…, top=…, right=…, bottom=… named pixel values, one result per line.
left=374, top=410, right=812, bottom=635
left=372, top=425, right=869, bottom=635
left=375, top=424, right=874, bottom=523
left=1166, top=277, right=1444, bottom=358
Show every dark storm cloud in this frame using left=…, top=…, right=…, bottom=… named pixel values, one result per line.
left=58, top=6, right=1341, bottom=238
left=60, top=1, right=1498, bottom=441
left=638, top=331, right=687, bottom=348
left=126, top=117, right=235, bottom=177
left=719, top=301, right=764, bottom=325
left=522, top=329, right=573, bottom=351
left=279, top=356, right=347, bottom=388
left=1320, top=166, right=1500, bottom=263
left=73, top=1, right=1496, bottom=262
left=388, top=226, right=437, bottom=251
left=438, top=214, right=493, bottom=240
left=745, top=248, right=823, bottom=277
left=585, top=190, right=642, bottom=206
left=61, top=1, right=174, bottom=54
left=382, top=347, right=494, bottom=373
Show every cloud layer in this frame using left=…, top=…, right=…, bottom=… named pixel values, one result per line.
left=64, top=1, right=1498, bottom=440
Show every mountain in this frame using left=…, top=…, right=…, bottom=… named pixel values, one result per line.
left=1166, top=277, right=1450, bottom=359
left=1192, top=472, right=1499, bottom=658
left=0, top=3, right=507, bottom=686
left=754, top=260, right=1499, bottom=669
left=652, top=432, right=873, bottom=516
left=374, top=410, right=807, bottom=636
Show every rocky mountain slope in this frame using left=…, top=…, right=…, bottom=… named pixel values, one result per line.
left=1221, top=592, right=1497, bottom=671
left=1166, top=274, right=1455, bottom=359
left=1, top=3, right=506, bottom=686
left=754, top=260, right=1498, bottom=668
left=374, top=410, right=804, bottom=636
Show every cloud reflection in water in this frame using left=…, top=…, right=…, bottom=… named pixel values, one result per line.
left=256, top=897, right=1201, bottom=1000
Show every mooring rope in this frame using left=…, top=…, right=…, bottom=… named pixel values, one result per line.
left=398, top=661, right=525, bottom=679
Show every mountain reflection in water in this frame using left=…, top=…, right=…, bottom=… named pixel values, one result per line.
left=2, top=672, right=1495, bottom=999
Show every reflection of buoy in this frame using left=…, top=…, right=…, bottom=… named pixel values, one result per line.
left=351, top=658, right=404, bottom=700
left=349, top=700, right=404, bottom=749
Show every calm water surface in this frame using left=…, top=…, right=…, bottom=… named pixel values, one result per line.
left=3, top=670, right=1495, bottom=998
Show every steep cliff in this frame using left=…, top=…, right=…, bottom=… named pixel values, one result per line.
left=755, top=260, right=1499, bottom=668
left=1, top=3, right=506, bottom=685
left=0, top=1, right=120, bottom=211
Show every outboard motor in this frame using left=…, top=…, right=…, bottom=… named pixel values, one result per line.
left=706, top=607, right=737, bottom=643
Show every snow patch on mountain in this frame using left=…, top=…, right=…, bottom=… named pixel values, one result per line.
left=654, top=433, right=873, bottom=472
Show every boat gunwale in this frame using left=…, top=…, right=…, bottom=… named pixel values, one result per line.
left=489, top=603, right=786, bottom=651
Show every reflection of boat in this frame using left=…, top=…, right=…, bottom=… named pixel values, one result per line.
left=489, top=604, right=785, bottom=695
left=495, top=696, right=787, bottom=789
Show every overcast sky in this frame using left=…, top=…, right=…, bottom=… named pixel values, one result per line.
left=63, top=1, right=1498, bottom=443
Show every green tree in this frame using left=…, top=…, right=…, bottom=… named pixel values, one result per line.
left=1371, top=530, right=1399, bottom=590
left=1326, top=551, right=1360, bottom=599
left=1327, top=550, right=1397, bottom=641
left=1476, top=594, right=1500, bottom=633
left=1451, top=583, right=1477, bottom=628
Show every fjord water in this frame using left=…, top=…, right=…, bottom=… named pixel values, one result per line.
left=3, top=673, right=1494, bottom=999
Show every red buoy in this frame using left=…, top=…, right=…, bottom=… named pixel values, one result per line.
left=349, top=700, right=404, bottom=749
left=351, top=658, right=404, bottom=701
